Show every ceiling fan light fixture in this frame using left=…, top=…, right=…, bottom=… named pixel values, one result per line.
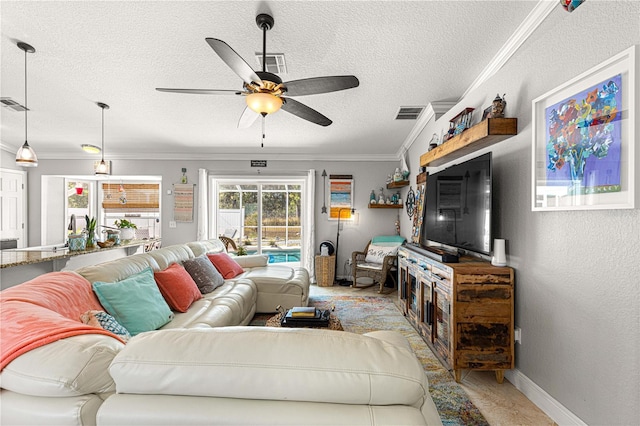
left=246, top=92, right=282, bottom=115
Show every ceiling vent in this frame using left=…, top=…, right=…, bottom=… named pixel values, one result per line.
left=1, top=97, right=28, bottom=112
left=255, top=53, right=287, bottom=74
left=395, top=106, right=424, bottom=120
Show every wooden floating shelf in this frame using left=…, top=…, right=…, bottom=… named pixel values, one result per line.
left=368, top=204, right=403, bottom=209
left=416, top=172, right=427, bottom=184
left=420, top=118, right=517, bottom=167
left=386, top=180, right=409, bottom=189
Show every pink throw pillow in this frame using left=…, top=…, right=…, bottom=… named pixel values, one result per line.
left=207, top=253, right=245, bottom=279
left=154, top=263, right=203, bottom=313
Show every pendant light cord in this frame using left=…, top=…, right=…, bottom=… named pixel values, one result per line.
left=101, top=106, right=105, bottom=161
left=24, top=47, right=28, bottom=142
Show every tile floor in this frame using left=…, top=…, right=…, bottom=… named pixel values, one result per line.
left=311, top=283, right=556, bottom=426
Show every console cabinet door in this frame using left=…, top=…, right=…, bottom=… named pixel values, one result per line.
left=433, top=284, right=451, bottom=366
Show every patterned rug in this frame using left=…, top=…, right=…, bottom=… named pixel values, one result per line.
left=251, top=294, right=489, bottom=426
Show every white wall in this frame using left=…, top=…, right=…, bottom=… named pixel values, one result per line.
left=399, top=2, right=639, bottom=424
left=26, top=158, right=401, bottom=277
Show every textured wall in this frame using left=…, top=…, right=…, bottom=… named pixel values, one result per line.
left=403, top=1, right=639, bottom=424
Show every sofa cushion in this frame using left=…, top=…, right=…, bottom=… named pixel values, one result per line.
left=0, top=334, right=123, bottom=397
left=154, top=263, right=203, bottom=312
left=80, top=310, right=131, bottom=342
left=233, top=254, right=269, bottom=268
left=92, top=268, right=174, bottom=336
left=207, top=253, right=244, bottom=279
left=109, top=327, right=428, bottom=407
left=182, top=256, right=224, bottom=294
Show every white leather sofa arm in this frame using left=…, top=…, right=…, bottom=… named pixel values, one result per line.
left=233, top=254, right=269, bottom=268
left=109, top=327, right=429, bottom=408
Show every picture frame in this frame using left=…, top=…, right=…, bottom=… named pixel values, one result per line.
left=531, top=45, right=636, bottom=211
left=328, top=175, right=353, bottom=220
left=481, top=105, right=493, bottom=121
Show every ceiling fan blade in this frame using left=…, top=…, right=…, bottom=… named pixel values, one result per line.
left=205, top=38, right=262, bottom=86
left=156, top=88, right=242, bottom=95
left=281, top=97, right=332, bottom=126
left=283, top=76, right=359, bottom=97
left=237, top=106, right=260, bottom=128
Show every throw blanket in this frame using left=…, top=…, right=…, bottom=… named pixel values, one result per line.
left=1, top=271, right=124, bottom=370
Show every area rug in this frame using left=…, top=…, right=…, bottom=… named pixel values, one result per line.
left=251, top=294, right=489, bottom=426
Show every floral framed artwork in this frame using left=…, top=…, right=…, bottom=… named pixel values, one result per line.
left=532, top=45, right=636, bottom=211
left=328, top=175, right=353, bottom=220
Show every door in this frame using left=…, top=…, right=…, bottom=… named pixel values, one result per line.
left=0, top=169, right=26, bottom=248
left=433, top=284, right=452, bottom=366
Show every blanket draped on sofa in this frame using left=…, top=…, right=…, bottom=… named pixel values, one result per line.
left=0, top=271, right=123, bottom=370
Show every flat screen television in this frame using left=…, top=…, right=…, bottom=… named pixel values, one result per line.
left=420, top=152, right=492, bottom=256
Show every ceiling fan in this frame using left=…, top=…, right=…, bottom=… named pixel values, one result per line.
left=156, top=13, right=359, bottom=129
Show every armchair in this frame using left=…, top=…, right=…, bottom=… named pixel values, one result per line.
left=351, top=236, right=405, bottom=293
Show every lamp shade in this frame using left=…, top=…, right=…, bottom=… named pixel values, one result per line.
left=246, top=92, right=282, bottom=115
left=15, top=141, right=38, bottom=167
left=95, top=159, right=109, bottom=175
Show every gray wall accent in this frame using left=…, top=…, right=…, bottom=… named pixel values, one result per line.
left=25, top=159, right=400, bottom=278
left=401, top=2, right=639, bottom=424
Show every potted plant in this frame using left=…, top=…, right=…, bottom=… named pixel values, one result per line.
left=84, top=215, right=97, bottom=248
left=114, top=219, right=137, bottom=240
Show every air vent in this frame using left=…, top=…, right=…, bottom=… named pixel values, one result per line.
left=395, top=106, right=424, bottom=120
left=255, top=53, right=287, bottom=74
left=1, top=98, right=27, bottom=112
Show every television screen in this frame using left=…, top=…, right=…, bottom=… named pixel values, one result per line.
left=420, top=152, right=492, bottom=256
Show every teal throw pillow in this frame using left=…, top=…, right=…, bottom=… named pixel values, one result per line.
left=92, top=268, right=174, bottom=336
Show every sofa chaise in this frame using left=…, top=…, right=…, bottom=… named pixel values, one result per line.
left=0, top=239, right=442, bottom=425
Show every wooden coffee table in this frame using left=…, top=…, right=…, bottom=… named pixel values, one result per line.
left=265, top=311, right=343, bottom=331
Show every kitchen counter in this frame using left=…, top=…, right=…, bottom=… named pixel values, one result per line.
left=0, top=239, right=160, bottom=290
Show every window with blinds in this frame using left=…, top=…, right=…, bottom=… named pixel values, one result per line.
left=102, top=183, right=160, bottom=211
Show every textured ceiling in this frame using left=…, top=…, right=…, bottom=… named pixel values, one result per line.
left=1, top=1, right=539, bottom=162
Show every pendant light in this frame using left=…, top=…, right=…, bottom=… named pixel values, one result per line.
left=15, top=42, right=38, bottom=167
left=95, top=102, right=110, bottom=175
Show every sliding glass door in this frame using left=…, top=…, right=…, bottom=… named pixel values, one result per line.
left=214, top=179, right=303, bottom=264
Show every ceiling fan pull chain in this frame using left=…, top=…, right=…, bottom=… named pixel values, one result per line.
left=261, top=115, right=266, bottom=148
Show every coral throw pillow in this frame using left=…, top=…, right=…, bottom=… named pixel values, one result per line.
left=154, top=263, right=203, bottom=313
left=207, top=253, right=245, bottom=279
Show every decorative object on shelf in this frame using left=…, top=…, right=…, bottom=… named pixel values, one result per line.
left=400, top=151, right=410, bottom=179
left=328, top=175, right=353, bottom=220
left=95, top=102, right=111, bottom=175
left=386, top=174, right=392, bottom=184
left=405, top=186, right=415, bottom=218
left=369, top=189, right=376, bottom=204
left=450, top=107, right=475, bottom=136
left=378, top=187, right=385, bottom=205
left=15, top=42, right=38, bottom=167
left=181, top=168, right=188, bottom=184
left=491, top=94, right=507, bottom=118
left=105, top=229, right=121, bottom=245
left=393, top=167, right=402, bottom=182
left=532, top=45, right=635, bottom=211
left=84, top=216, right=97, bottom=248
left=428, top=133, right=439, bottom=151
left=561, top=0, right=586, bottom=13
left=320, top=170, right=328, bottom=214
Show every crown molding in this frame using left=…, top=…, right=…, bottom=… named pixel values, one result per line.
left=461, top=0, right=558, bottom=99
left=398, top=0, right=557, bottom=159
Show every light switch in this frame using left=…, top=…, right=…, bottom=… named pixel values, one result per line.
left=169, top=221, right=177, bottom=228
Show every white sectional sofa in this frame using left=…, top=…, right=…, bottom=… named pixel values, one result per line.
left=0, top=239, right=442, bottom=425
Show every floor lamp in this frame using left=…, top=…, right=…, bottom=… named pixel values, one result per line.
left=335, top=207, right=355, bottom=286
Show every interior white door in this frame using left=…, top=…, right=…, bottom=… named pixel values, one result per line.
left=0, top=168, right=26, bottom=248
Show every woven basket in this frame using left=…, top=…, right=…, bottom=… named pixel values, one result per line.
left=315, top=255, right=336, bottom=287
